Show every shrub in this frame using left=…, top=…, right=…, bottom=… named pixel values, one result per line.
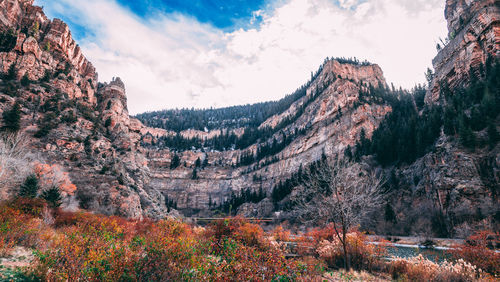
left=316, top=231, right=387, bottom=271
left=450, top=230, right=499, bottom=276
left=1, top=102, right=21, bottom=132
left=0, top=200, right=47, bottom=255
left=20, top=74, right=30, bottom=87
left=0, top=31, right=17, bottom=52
left=40, top=187, right=62, bottom=208
left=5, top=63, right=17, bottom=80
left=19, top=174, right=40, bottom=198
left=389, top=254, right=481, bottom=281
left=61, top=111, right=77, bottom=124
left=7, top=198, right=46, bottom=217
left=0, top=206, right=319, bottom=281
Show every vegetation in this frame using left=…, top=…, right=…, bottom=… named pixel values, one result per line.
left=295, top=157, right=385, bottom=270
left=40, top=187, right=62, bottom=208
left=449, top=230, right=500, bottom=276
left=18, top=174, right=39, bottom=198
left=1, top=101, right=21, bottom=132
left=0, top=201, right=323, bottom=281
left=169, top=153, right=180, bottom=169
left=0, top=199, right=497, bottom=280
left=356, top=58, right=500, bottom=166
left=138, top=57, right=366, bottom=158
left=217, top=186, right=266, bottom=214
left=0, top=30, right=17, bottom=52
left=136, top=59, right=326, bottom=132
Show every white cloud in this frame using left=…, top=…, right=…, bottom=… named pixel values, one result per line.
left=35, top=0, right=447, bottom=114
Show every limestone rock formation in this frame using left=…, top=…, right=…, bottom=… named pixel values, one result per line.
left=0, top=0, right=167, bottom=219
left=143, top=61, right=391, bottom=217
left=427, top=0, right=500, bottom=103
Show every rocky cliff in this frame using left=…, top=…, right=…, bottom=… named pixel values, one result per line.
left=144, top=60, right=390, bottom=216
left=427, top=0, right=499, bottom=103
left=0, top=0, right=166, bottom=219
left=385, top=0, right=500, bottom=237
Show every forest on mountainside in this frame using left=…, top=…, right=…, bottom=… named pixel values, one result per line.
left=356, top=57, right=500, bottom=166
left=135, top=57, right=370, bottom=133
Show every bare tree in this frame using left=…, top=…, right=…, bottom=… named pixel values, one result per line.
left=0, top=133, right=36, bottom=197
left=295, top=156, right=385, bottom=270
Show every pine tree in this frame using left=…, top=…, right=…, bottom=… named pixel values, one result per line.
left=2, top=102, right=21, bottom=132
left=195, top=157, right=201, bottom=168
left=344, top=145, right=353, bottom=160
left=459, top=118, right=475, bottom=149
left=191, top=168, right=197, bottom=180
left=41, top=187, right=62, bottom=208
left=170, top=154, right=180, bottom=169
left=20, top=74, right=30, bottom=87
left=5, top=63, right=16, bottom=80
left=19, top=174, right=39, bottom=198
left=384, top=203, right=396, bottom=223
left=487, top=121, right=499, bottom=148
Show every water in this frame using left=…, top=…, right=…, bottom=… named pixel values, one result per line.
left=385, top=244, right=452, bottom=262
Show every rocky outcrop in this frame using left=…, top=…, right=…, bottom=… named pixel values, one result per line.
left=0, top=0, right=168, bottom=219
left=391, top=0, right=500, bottom=237
left=145, top=61, right=391, bottom=215
left=427, top=0, right=500, bottom=103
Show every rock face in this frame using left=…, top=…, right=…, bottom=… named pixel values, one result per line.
left=0, top=0, right=166, bottom=219
left=389, top=0, right=500, bottom=237
left=144, top=61, right=390, bottom=216
left=427, top=0, right=500, bottom=103
left=0, top=0, right=391, bottom=219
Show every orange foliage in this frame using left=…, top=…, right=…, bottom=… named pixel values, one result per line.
left=389, top=254, right=484, bottom=281
left=450, top=230, right=500, bottom=276
left=0, top=206, right=322, bottom=281
left=0, top=200, right=48, bottom=256
left=315, top=231, right=387, bottom=271
left=34, top=163, right=77, bottom=195
left=272, top=225, right=291, bottom=242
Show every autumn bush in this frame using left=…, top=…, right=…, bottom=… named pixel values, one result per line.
left=449, top=230, right=499, bottom=277
left=0, top=205, right=322, bottom=281
left=315, top=230, right=387, bottom=271
left=6, top=201, right=494, bottom=281
left=0, top=199, right=49, bottom=256
left=389, top=254, right=483, bottom=282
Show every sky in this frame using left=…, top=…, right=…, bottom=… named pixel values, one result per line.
left=34, top=0, right=448, bottom=114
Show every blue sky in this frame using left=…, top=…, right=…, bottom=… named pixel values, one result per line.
left=115, top=0, right=267, bottom=30
left=34, top=0, right=447, bottom=114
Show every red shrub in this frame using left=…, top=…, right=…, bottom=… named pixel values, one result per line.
left=450, top=230, right=500, bottom=276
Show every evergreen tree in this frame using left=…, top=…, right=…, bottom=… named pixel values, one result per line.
left=19, top=174, right=39, bottom=198
left=384, top=203, right=396, bottom=223
left=2, top=102, right=21, bottom=132
left=487, top=121, right=499, bottom=148
left=191, top=168, right=198, bottom=180
left=459, top=118, right=475, bottom=149
left=195, top=157, right=201, bottom=168
left=5, top=63, right=16, bottom=80
left=344, top=145, right=353, bottom=160
left=170, top=154, right=180, bottom=169
left=20, top=74, right=30, bottom=87
left=41, top=187, right=62, bottom=208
